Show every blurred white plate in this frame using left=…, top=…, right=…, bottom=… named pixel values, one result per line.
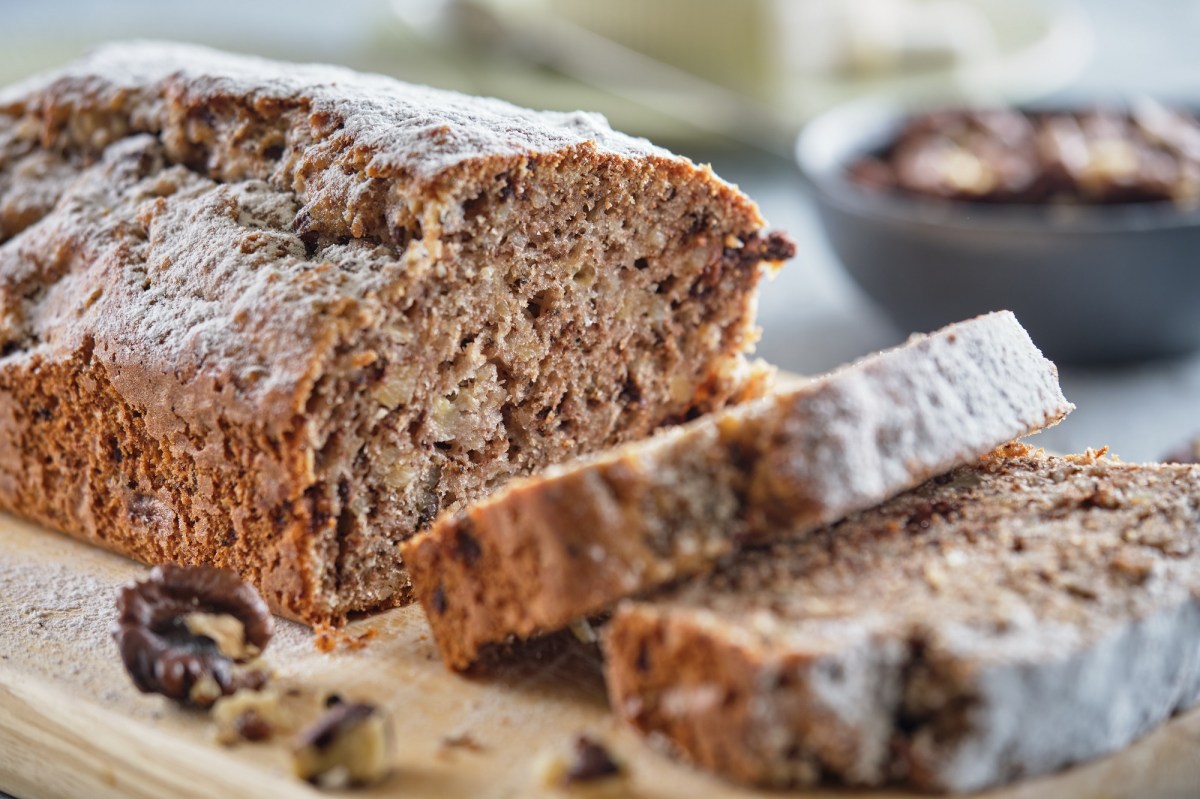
left=0, top=0, right=1091, bottom=157
left=393, top=0, right=1094, bottom=154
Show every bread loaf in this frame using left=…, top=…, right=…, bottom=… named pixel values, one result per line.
left=0, top=43, right=791, bottom=623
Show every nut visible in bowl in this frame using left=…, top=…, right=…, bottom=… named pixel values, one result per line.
left=797, top=99, right=1200, bottom=364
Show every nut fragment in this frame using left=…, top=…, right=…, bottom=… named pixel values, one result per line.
left=292, top=702, right=392, bottom=788
left=313, top=623, right=379, bottom=654
left=534, top=735, right=627, bottom=792
left=849, top=106, right=1200, bottom=207
left=212, top=685, right=334, bottom=745
left=564, top=737, right=623, bottom=784
left=185, top=611, right=262, bottom=660
left=112, top=564, right=274, bottom=708
left=568, top=619, right=599, bottom=645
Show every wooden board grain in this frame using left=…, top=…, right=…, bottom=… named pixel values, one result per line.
left=2, top=513, right=1200, bottom=799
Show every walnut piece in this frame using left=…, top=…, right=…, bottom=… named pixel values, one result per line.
left=112, top=564, right=274, bottom=708
left=184, top=611, right=262, bottom=660
left=534, top=735, right=627, bottom=793
left=292, top=702, right=392, bottom=788
left=212, top=685, right=336, bottom=745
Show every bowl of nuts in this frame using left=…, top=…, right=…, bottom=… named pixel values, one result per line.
left=796, top=98, right=1200, bottom=364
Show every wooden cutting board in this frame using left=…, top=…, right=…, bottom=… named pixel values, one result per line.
left=2, top=512, right=1200, bottom=799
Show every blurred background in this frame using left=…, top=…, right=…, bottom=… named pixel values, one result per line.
left=0, top=0, right=1197, bottom=460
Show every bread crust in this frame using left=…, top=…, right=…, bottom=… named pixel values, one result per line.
left=604, top=446, right=1200, bottom=792
left=404, top=312, right=1073, bottom=669
left=0, top=43, right=785, bottom=623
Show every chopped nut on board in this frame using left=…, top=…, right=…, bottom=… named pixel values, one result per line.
left=292, top=702, right=392, bottom=788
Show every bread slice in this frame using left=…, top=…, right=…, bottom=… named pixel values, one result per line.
left=604, top=444, right=1200, bottom=792
left=0, top=43, right=791, bottom=624
left=403, top=311, right=1073, bottom=670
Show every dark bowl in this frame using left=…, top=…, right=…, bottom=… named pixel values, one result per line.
left=795, top=99, right=1200, bottom=365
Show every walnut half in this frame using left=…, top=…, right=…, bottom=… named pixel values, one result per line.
left=112, top=564, right=274, bottom=708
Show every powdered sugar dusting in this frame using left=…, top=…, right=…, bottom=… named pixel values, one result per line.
left=1, top=41, right=671, bottom=182
left=765, top=309, right=1073, bottom=512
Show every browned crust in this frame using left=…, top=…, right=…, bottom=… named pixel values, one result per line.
left=403, top=311, right=1073, bottom=670
left=0, top=336, right=322, bottom=617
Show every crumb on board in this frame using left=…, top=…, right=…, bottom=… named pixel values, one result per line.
left=313, top=624, right=379, bottom=653
left=440, top=732, right=486, bottom=752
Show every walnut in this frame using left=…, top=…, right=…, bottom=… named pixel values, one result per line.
left=112, top=564, right=274, bottom=708
left=212, top=685, right=335, bottom=745
left=292, top=702, right=392, bottom=788
left=534, top=735, right=627, bottom=793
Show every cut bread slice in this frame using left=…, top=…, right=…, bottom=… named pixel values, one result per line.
left=403, top=311, right=1073, bottom=670
left=603, top=445, right=1200, bottom=792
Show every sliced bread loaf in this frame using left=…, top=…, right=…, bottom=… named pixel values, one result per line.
left=604, top=444, right=1200, bottom=792
left=403, top=311, right=1073, bottom=670
left=0, top=43, right=789, bottom=624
